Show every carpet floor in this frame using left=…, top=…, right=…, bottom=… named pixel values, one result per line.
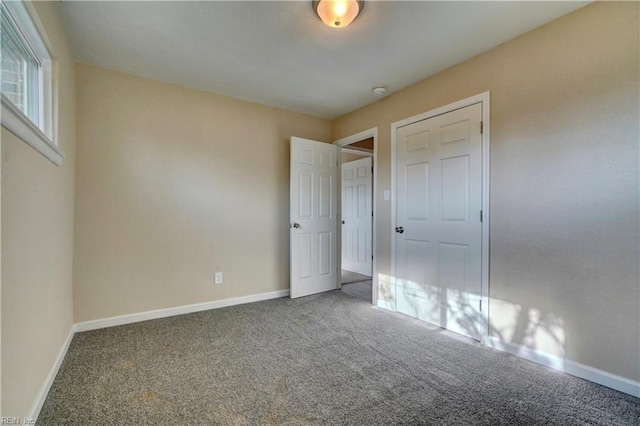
left=38, top=291, right=639, bottom=425
left=340, top=270, right=371, bottom=285
left=340, top=281, right=372, bottom=303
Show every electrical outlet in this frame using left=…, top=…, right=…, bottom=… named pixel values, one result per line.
left=214, top=272, right=223, bottom=284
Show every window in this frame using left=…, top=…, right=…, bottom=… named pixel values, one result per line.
left=1, top=1, right=61, bottom=165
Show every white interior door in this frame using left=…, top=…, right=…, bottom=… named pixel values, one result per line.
left=341, top=157, right=372, bottom=276
left=290, top=137, right=339, bottom=298
left=395, top=103, right=483, bottom=340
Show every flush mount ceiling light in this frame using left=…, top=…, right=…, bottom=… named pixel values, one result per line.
left=313, top=0, right=364, bottom=29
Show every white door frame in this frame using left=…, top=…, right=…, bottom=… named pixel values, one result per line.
left=390, top=92, right=491, bottom=339
left=333, top=128, right=378, bottom=305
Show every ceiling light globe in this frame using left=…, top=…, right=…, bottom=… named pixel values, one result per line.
left=313, top=0, right=364, bottom=29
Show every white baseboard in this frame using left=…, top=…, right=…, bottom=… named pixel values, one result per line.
left=486, top=336, right=640, bottom=398
left=75, top=289, right=290, bottom=332
left=27, top=327, right=75, bottom=421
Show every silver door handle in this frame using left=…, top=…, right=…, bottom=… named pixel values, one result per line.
left=395, top=226, right=404, bottom=234
left=290, top=223, right=301, bottom=229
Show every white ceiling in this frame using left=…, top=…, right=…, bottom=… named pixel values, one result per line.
left=58, top=1, right=588, bottom=119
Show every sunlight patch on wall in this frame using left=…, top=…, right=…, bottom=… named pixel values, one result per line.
left=394, top=277, right=487, bottom=340
left=376, top=273, right=395, bottom=311
left=490, top=298, right=566, bottom=358
left=374, top=274, right=566, bottom=360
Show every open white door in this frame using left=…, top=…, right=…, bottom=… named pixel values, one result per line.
left=341, top=157, right=373, bottom=276
left=290, top=137, right=339, bottom=298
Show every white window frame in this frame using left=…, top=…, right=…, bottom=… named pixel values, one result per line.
left=1, top=1, right=62, bottom=165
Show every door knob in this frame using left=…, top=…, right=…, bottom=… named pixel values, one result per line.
left=395, top=226, right=404, bottom=234
left=290, top=223, right=301, bottom=229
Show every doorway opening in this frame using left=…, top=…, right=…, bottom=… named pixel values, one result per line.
left=334, top=129, right=378, bottom=305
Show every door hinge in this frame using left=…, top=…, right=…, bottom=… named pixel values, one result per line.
left=372, top=255, right=374, bottom=260
left=480, top=121, right=484, bottom=134
left=371, top=166, right=374, bottom=173
left=480, top=210, right=483, bottom=222
left=479, top=300, right=482, bottom=311
left=371, top=211, right=374, bottom=217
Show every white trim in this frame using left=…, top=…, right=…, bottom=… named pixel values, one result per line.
left=334, top=128, right=376, bottom=147
left=75, top=290, right=290, bottom=332
left=27, top=327, right=75, bottom=421
left=392, top=93, right=489, bottom=129
left=1, top=96, right=63, bottom=165
left=390, top=92, right=491, bottom=337
left=341, top=147, right=373, bottom=157
left=334, top=127, right=379, bottom=305
left=390, top=121, right=398, bottom=312
left=486, top=337, right=640, bottom=398
left=8, top=1, right=55, bottom=58
left=388, top=118, right=400, bottom=312
left=1, top=0, right=59, bottom=163
left=3, top=0, right=55, bottom=134
left=480, top=93, right=491, bottom=337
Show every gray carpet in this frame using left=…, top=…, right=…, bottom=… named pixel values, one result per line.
left=38, top=291, right=639, bottom=425
left=341, top=270, right=371, bottom=285
left=340, top=280, right=372, bottom=303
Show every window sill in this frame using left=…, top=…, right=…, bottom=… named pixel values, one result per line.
left=1, top=95, right=63, bottom=166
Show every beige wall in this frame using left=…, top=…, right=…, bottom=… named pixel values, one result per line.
left=1, top=1, right=76, bottom=418
left=74, top=64, right=331, bottom=322
left=333, top=2, right=639, bottom=381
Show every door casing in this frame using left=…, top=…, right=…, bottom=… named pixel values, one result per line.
left=333, top=128, right=379, bottom=305
left=390, top=92, right=491, bottom=340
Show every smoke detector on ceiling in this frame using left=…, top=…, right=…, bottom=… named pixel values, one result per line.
left=372, top=85, right=386, bottom=95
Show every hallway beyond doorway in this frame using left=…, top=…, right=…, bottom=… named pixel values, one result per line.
left=341, top=270, right=372, bottom=303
